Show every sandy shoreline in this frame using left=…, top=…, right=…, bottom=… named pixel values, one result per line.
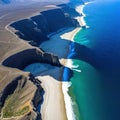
left=76, top=5, right=86, bottom=27
left=37, top=27, right=81, bottom=120
left=5, top=3, right=84, bottom=120
left=23, top=27, right=81, bottom=120
left=37, top=5, right=84, bottom=120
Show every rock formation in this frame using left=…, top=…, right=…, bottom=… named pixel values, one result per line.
left=0, top=66, right=42, bottom=120
left=9, top=7, right=79, bottom=47
left=0, top=1, right=82, bottom=119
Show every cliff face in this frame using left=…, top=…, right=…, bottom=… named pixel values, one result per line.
left=2, top=48, right=61, bottom=70
left=1, top=6, right=79, bottom=69
left=0, top=66, right=43, bottom=120
left=10, top=18, right=48, bottom=46
left=0, top=2, right=81, bottom=120
left=41, top=8, right=73, bottom=32
left=10, top=7, right=78, bottom=46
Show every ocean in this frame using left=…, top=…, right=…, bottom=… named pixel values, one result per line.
left=67, top=0, right=120, bottom=120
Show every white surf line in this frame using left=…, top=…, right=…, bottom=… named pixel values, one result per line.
left=75, top=5, right=86, bottom=27
left=65, top=60, right=81, bottom=72
left=75, top=1, right=93, bottom=28
left=62, top=2, right=92, bottom=120
left=60, top=4, right=84, bottom=120
left=72, top=68, right=81, bottom=72
left=62, top=59, right=80, bottom=120
left=62, top=82, right=76, bottom=120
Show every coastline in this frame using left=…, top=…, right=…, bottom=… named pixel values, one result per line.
left=37, top=27, right=81, bottom=120
left=2, top=3, right=85, bottom=120
left=36, top=4, right=85, bottom=120
left=76, top=5, right=86, bottom=27
left=64, top=2, right=92, bottom=120
left=63, top=4, right=86, bottom=120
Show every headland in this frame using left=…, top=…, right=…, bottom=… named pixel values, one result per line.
left=0, top=0, right=86, bottom=120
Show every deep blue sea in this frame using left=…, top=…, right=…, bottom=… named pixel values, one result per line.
left=68, top=0, right=120, bottom=120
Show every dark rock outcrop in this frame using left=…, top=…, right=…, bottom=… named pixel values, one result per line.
left=0, top=1, right=84, bottom=119
left=2, top=48, right=61, bottom=70
left=0, top=66, right=43, bottom=120
left=2, top=5, right=80, bottom=70
left=10, top=19, right=48, bottom=46
left=58, top=4, right=81, bottom=17
left=31, top=14, right=50, bottom=35
left=10, top=7, right=79, bottom=47
left=41, top=8, right=71, bottom=32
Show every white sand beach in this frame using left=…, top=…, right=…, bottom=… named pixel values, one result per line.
left=34, top=4, right=85, bottom=120
left=25, top=5, right=84, bottom=120
left=37, top=14, right=83, bottom=120
left=76, top=5, right=86, bottom=27
left=37, top=28, right=80, bottom=120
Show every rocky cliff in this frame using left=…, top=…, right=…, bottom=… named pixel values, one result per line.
left=2, top=48, right=61, bottom=70
left=0, top=1, right=81, bottom=120
left=9, top=7, right=79, bottom=46
left=2, top=5, right=79, bottom=69
left=0, top=66, right=42, bottom=120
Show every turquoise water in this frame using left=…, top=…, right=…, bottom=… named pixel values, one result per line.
left=68, top=0, right=120, bottom=120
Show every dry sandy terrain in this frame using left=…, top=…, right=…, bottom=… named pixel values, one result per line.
left=0, top=1, right=83, bottom=120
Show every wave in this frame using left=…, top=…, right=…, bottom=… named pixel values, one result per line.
left=64, top=59, right=81, bottom=72
left=86, top=25, right=90, bottom=28
left=72, top=68, right=81, bottom=72
left=62, top=1, right=92, bottom=120
left=62, top=82, right=76, bottom=120
left=65, top=59, right=80, bottom=69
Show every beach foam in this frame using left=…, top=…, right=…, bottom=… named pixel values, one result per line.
left=86, top=25, right=90, bottom=28
left=23, top=3, right=89, bottom=120
left=65, top=59, right=78, bottom=69
left=62, top=3, right=89, bottom=120
left=72, top=68, right=81, bottom=72
left=62, top=82, right=76, bottom=120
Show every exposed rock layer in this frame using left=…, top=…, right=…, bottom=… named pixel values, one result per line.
left=0, top=66, right=42, bottom=120
left=0, top=1, right=81, bottom=119
left=9, top=7, right=79, bottom=46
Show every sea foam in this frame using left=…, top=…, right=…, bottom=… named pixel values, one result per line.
left=62, top=58, right=77, bottom=120
left=62, top=58, right=82, bottom=120
left=62, top=82, right=76, bottom=120
left=62, top=3, right=88, bottom=120
left=65, top=59, right=79, bottom=69
left=72, top=68, right=81, bottom=72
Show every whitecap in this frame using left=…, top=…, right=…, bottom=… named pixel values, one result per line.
left=86, top=25, right=90, bottom=29
left=65, top=59, right=80, bottom=69
left=62, top=82, right=76, bottom=120
left=72, top=69, right=81, bottom=72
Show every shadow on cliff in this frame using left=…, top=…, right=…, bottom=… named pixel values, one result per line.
left=57, top=4, right=82, bottom=17
left=6, top=4, right=94, bottom=82
left=2, top=48, right=61, bottom=70
left=10, top=7, right=79, bottom=47
left=10, top=18, right=49, bottom=46
left=2, top=48, right=73, bottom=82
left=2, top=29, right=99, bottom=83
left=23, top=63, right=73, bottom=82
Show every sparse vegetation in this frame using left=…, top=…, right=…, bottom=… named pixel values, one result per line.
left=2, top=93, right=30, bottom=118
left=14, top=106, right=29, bottom=116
